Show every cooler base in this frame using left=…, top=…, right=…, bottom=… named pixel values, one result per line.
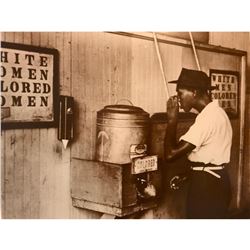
left=72, top=197, right=157, bottom=217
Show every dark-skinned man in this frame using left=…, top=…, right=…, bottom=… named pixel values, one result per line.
left=165, top=68, right=232, bottom=219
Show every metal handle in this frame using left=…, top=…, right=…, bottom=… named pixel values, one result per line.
left=116, top=99, right=134, bottom=106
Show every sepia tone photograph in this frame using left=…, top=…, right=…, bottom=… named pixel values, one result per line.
left=1, top=1, right=250, bottom=249
left=1, top=31, right=250, bottom=220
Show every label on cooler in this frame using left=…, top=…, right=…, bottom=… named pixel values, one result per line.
left=130, top=144, right=147, bottom=159
left=131, top=155, right=158, bottom=174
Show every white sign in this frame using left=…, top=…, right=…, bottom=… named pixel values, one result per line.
left=1, top=42, right=59, bottom=128
left=131, top=155, right=158, bottom=175
left=210, top=69, right=239, bottom=117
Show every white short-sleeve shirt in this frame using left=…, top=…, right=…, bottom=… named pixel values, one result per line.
left=179, top=100, right=232, bottom=165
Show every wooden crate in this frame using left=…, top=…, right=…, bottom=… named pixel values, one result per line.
left=71, top=158, right=161, bottom=217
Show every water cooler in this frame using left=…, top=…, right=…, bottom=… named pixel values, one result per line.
left=71, top=103, right=161, bottom=217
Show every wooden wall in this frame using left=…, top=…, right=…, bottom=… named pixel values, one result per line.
left=1, top=32, right=249, bottom=218
left=210, top=32, right=250, bottom=209
left=1, top=32, right=100, bottom=218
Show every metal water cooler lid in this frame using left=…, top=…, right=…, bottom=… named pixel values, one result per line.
left=97, top=104, right=149, bottom=120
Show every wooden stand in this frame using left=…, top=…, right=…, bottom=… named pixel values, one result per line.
left=71, top=158, right=161, bottom=217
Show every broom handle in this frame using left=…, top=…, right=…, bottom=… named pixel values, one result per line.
left=152, top=32, right=170, bottom=99
left=189, top=32, right=201, bottom=71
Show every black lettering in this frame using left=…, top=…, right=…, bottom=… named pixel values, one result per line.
left=27, top=96, right=36, bottom=106
left=12, top=96, right=22, bottom=106
left=227, top=84, right=232, bottom=91
left=221, top=100, right=226, bottom=107
left=218, top=76, right=221, bottom=82
left=213, top=93, right=218, bottom=99
left=40, top=69, right=48, bottom=80
left=226, top=76, right=230, bottom=83
left=231, top=76, right=235, bottom=83
left=214, top=84, right=220, bottom=90
left=28, top=68, right=36, bottom=80
left=40, top=96, right=48, bottom=106
left=12, top=67, right=22, bottom=78
left=0, top=65, right=6, bottom=77
left=33, top=82, right=41, bottom=93
left=0, top=51, right=8, bottom=63
left=21, top=82, right=31, bottom=93
left=10, top=81, right=19, bottom=92
left=25, top=54, right=35, bottom=65
left=221, top=84, right=226, bottom=91
left=1, top=80, right=8, bottom=92
left=1, top=95, right=6, bottom=106
left=14, top=53, right=20, bottom=64
left=40, top=56, right=48, bottom=67
left=212, top=75, right=217, bottom=82
left=43, top=83, right=51, bottom=93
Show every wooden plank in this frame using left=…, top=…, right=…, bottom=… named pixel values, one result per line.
left=28, top=32, right=41, bottom=219
left=47, top=132, right=63, bottom=218
left=71, top=32, right=81, bottom=159
left=39, top=128, right=50, bottom=218
left=14, top=32, right=24, bottom=44
left=84, top=32, right=97, bottom=160
left=40, top=32, right=49, bottom=48
left=38, top=31, right=50, bottom=219
left=1, top=32, right=6, bottom=40
left=3, top=130, right=15, bottom=218
left=48, top=32, right=59, bottom=218
left=21, top=32, right=33, bottom=218
left=3, top=32, right=14, bottom=42
left=63, top=32, right=72, bottom=95
left=11, top=33, right=25, bottom=218
left=55, top=32, right=64, bottom=95
left=112, top=32, right=247, bottom=56
left=102, top=33, right=112, bottom=105
left=2, top=32, right=14, bottom=218
left=116, top=34, right=132, bottom=101
left=52, top=32, right=69, bottom=218
left=31, top=32, right=40, bottom=46
left=71, top=32, right=86, bottom=159
left=30, top=129, right=40, bottom=218
left=1, top=131, right=5, bottom=218
left=236, top=55, right=247, bottom=208
left=23, top=32, right=32, bottom=45
left=59, top=139, right=71, bottom=218
left=22, top=129, right=32, bottom=218
left=12, top=129, right=24, bottom=218
left=72, top=197, right=157, bottom=217
left=71, top=159, right=125, bottom=208
left=109, top=33, right=120, bottom=105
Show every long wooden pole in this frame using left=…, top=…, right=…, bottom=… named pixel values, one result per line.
left=189, top=32, right=201, bottom=71
left=152, top=32, right=170, bottom=99
left=236, top=55, right=246, bottom=209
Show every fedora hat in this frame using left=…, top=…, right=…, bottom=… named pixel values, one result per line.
left=169, top=68, right=216, bottom=90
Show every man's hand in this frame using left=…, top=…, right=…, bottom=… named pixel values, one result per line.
left=170, top=174, right=188, bottom=190
left=167, top=95, right=179, bottom=120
